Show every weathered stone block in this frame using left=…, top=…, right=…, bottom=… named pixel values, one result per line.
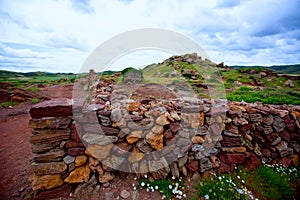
left=64, top=164, right=91, bottom=183
left=221, top=136, right=242, bottom=147
left=85, top=144, right=113, bottom=160
left=67, top=147, right=85, bottom=156
left=33, top=149, right=66, bottom=163
left=29, top=117, right=72, bottom=129
left=273, top=116, right=285, bottom=132
left=30, top=129, right=70, bottom=145
left=31, top=162, right=67, bottom=176
left=248, top=114, right=263, bottom=122
left=219, top=153, right=246, bottom=164
left=82, top=133, right=117, bottom=146
left=30, top=98, right=72, bottom=118
left=32, top=142, right=59, bottom=153
left=126, top=130, right=143, bottom=144
left=29, top=174, right=64, bottom=191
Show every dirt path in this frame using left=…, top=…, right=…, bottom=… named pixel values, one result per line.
left=0, top=110, right=33, bottom=199
left=0, top=84, right=74, bottom=199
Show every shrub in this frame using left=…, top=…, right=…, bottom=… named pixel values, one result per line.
left=30, top=98, right=39, bottom=104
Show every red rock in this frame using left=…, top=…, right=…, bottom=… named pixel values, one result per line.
left=112, top=142, right=132, bottom=155
left=240, top=124, right=252, bottom=133
left=187, top=160, right=198, bottom=172
left=280, top=130, right=290, bottom=142
left=169, top=122, right=180, bottom=134
left=219, top=153, right=246, bottom=164
left=221, top=136, right=242, bottom=147
left=265, top=132, right=279, bottom=143
left=243, top=153, right=260, bottom=171
left=164, top=129, right=174, bottom=139
left=284, top=115, right=296, bottom=132
left=33, top=184, right=72, bottom=200
left=279, top=157, right=292, bottom=167
left=30, top=98, right=72, bottom=118
left=65, top=139, right=84, bottom=149
left=71, top=124, right=82, bottom=143
left=67, top=147, right=85, bottom=156
left=218, top=162, right=231, bottom=173
left=100, top=125, right=120, bottom=135
left=262, top=148, right=271, bottom=157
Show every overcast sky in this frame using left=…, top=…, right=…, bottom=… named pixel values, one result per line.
left=0, top=0, right=299, bottom=72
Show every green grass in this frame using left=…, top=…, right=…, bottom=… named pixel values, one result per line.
left=30, top=98, right=40, bottom=104
left=27, top=87, right=40, bottom=92
left=0, top=101, right=18, bottom=108
left=194, top=164, right=299, bottom=200
left=227, top=86, right=300, bottom=105
left=0, top=72, right=76, bottom=89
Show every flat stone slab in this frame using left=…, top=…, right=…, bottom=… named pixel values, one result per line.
left=30, top=98, right=72, bottom=118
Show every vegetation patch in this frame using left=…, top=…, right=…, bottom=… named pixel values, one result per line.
left=227, top=86, right=300, bottom=105
left=138, top=176, right=185, bottom=199
left=194, top=164, right=299, bottom=200
left=0, top=101, right=18, bottom=108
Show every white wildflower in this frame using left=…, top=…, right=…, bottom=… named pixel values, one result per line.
left=155, top=186, right=158, bottom=190
left=141, top=182, right=145, bottom=187
left=168, top=185, right=172, bottom=189
left=204, top=194, right=209, bottom=200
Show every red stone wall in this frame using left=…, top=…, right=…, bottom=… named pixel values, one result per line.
left=28, top=92, right=300, bottom=196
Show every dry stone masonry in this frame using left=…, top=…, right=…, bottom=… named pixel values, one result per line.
left=28, top=71, right=300, bottom=196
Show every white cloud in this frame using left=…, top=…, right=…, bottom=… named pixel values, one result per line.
left=0, top=0, right=299, bottom=72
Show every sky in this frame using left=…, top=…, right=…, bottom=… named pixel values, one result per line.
left=0, top=0, right=299, bottom=73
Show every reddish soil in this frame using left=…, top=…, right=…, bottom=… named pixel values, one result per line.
left=0, top=104, right=34, bottom=199
left=0, top=84, right=74, bottom=199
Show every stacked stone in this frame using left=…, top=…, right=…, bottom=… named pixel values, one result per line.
left=29, top=98, right=89, bottom=192
left=219, top=103, right=300, bottom=172
left=28, top=75, right=300, bottom=194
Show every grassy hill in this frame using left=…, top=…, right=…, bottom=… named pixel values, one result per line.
left=1, top=55, right=300, bottom=105
left=140, top=54, right=300, bottom=105
left=0, top=70, right=76, bottom=88
left=230, top=64, right=300, bottom=74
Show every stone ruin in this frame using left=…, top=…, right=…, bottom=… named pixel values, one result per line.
left=28, top=68, right=300, bottom=198
left=122, top=69, right=143, bottom=84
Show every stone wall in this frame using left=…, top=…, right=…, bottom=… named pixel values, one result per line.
left=28, top=80, right=300, bottom=196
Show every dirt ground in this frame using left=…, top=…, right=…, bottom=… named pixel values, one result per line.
left=0, top=84, right=74, bottom=199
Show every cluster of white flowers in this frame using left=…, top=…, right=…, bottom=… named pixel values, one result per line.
left=132, top=183, right=137, bottom=191
left=139, top=181, right=159, bottom=193
left=170, top=182, right=186, bottom=199
left=139, top=178, right=186, bottom=199
left=264, top=163, right=299, bottom=179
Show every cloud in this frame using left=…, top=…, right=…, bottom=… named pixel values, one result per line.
left=0, top=0, right=299, bottom=72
